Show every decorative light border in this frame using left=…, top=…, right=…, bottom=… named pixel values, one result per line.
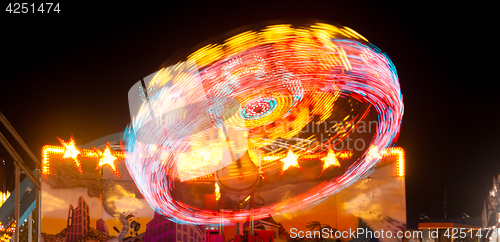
left=382, top=147, right=405, bottom=177
left=41, top=136, right=405, bottom=179
left=41, top=136, right=124, bottom=178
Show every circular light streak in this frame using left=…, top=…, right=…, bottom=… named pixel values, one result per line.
left=240, top=97, right=277, bottom=120
left=124, top=22, right=404, bottom=224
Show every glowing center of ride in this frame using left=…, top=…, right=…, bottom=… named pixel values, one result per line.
left=240, top=98, right=277, bottom=119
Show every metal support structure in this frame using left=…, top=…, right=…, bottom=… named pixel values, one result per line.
left=219, top=206, right=224, bottom=236
left=0, top=112, right=40, bottom=171
left=250, top=193, right=254, bottom=236
left=0, top=129, right=40, bottom=190
left=14, top=163, right=20, bottom=242
left=0, top=111, right=42, bottom=241
left=236, top=198, right=240, bottom=235
left=28, top=212, right=32, bottom=242
left=36, top=169, right=41, bottom=242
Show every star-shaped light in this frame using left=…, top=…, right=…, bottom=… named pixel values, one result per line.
left=57, top=135, right=82, bottom=174
left=93, top=141, right=121, bottom=178
left=320, top=148, right=341, bottom=176
left=279, top=147, right=302, bottom=178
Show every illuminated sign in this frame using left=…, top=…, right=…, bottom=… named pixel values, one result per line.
left=42, top=136, right=124, bottom=178
left=42, top=136, right=405, bottom=179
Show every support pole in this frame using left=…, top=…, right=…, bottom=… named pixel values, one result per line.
left=250, top=193, right=254, bottom=235
left=218, top=201, right=223, bottom=236
left=14, top=163, right=20, bottom=242
left=0, top=112, right=42, bottom=241
left=219, top=206, right=224, bottom=236
left=36, top=169, right=42, bottom=242
left=28, top=212, right=32, bottom=242
left=235, top=198, right=240, bottom=235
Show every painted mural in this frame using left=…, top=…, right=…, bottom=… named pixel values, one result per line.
left=41, top=136, right=154, bottom=242
left=40, top=134, right=405, bottom=242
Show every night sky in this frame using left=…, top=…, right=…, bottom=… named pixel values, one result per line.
left=1, top=1, right=497, bottom=222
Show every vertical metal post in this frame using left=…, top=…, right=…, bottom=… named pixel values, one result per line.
left=250, top=193, right=254, bottom=235
left=28, top=212, right=32, bottom=242
left=14, top=163, right=20, bottom=242
left=217, top=186, right=223, bottom=236
left=219, top=207, right=224, bottom=236
left=219, top=209, right=225, bottom=236
left=235, top=198, right=240, bottom=235
left=250, top=220, right=254, bottom=236
left=37, top=169, right=41, bottom=242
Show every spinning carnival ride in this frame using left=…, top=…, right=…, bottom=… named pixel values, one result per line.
left=124, top=22, right=404, bottom=225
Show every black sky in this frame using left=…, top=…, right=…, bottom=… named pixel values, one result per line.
left=0, top=1, right=497, bottom=222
